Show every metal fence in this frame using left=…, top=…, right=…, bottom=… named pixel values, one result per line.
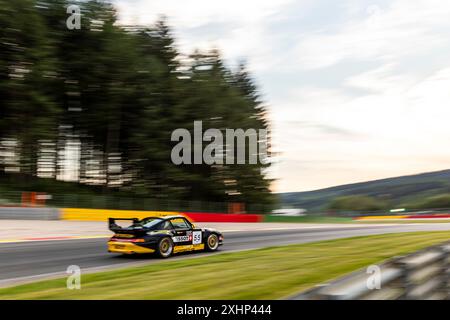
left=291, top=241, right=450, bottom=300
left=0, top=207, right=59, bottom=220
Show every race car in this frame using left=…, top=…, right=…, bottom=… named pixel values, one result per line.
left=107, top=215, right=223, bottom=258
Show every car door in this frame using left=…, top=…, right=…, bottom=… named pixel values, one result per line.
left=186, top=219, right=203, bottom=247
left=169, top=218, right=192, bottom=249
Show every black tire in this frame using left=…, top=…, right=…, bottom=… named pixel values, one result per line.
left=156, top=237, right=174, bottom=258
left=205, top=234, right=219, bottom=252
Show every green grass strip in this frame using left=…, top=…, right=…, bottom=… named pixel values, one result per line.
left=1, top=231, right=450, bottom=299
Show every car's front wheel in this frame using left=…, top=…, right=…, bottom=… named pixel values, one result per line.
left=205, top=234, right=219, bottom=251
left=157, top=237, right=173, bottom=258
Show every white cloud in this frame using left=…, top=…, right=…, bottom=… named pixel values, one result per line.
left=115, top=0, right=294, bottom=28
left=293, top=0, right=450, bottom=70
left=273, top=64, right=450, bottom=191
left=114, top=0, right=298, bottom=72
left=113, top=0, right=450, bottom=192
left=268, top=0, right=450, bottom=191
left=344, top=63, right=416, bottom=94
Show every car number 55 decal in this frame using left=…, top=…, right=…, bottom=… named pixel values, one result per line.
left=192, top=231, right=202, bottom=244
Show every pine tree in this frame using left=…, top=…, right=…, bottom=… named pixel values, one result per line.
left=0, top=1, right=276, bottom=212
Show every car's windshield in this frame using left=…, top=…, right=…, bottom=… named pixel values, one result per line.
left=140, top=218, right=164, bottom=229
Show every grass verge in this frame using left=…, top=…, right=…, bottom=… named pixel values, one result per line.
left=1, top=231, right=450, bottom=300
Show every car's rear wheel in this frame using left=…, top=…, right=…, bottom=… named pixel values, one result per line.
left=206, top=234, right=219, bottom=251
left=157, top=237, right=173, bottom=258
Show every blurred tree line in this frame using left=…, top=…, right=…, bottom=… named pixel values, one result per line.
left=328, top=194, right=450, bottom=213
left=328, top=195, right=390, bottom=212
left=403, top=194, right=450, bottom=210
left=0, top=0, right=275, bottom=210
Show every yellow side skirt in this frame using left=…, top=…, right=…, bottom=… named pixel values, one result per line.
left=108, top=242, right=205, bottom=254
left=174, top=243, right=205, bottom=253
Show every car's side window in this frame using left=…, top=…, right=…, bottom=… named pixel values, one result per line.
left=170, top=218, right=190, bottom=230
left=183, top=218, right=194, bottom=229
left=159, top=220, right=172, bottom=230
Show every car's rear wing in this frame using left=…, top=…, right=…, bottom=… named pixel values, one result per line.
left=108, top=217, right=140, bottom=232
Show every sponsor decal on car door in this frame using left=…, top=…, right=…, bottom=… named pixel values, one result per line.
left=173, top=230, right=190, bottom=244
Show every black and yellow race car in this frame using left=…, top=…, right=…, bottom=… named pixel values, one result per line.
left=107, top=215, right=223, bottom=258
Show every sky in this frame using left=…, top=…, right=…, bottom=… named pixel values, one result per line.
left=113, top=0, right=450, bottom=193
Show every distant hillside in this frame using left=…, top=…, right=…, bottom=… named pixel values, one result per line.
left=279, top=169, right=450, bottom=212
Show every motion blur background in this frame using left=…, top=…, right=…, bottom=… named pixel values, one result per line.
left=3, top=1, right=450, bottom=301
left=1, top=0, right=450, bottom=216
left=0, top=0, right=274, bottom=213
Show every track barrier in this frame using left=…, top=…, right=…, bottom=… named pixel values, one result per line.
left=0, top=207, right=264, bottom=222
left=183, top=212, right=263, bottom=223
left=0, top=207, right=59, bottom=220
left=355, top=213, right=450, bottom=220
left=60, top=208, right=178, bottom=221
left=291, top=241, right=450, bottom=300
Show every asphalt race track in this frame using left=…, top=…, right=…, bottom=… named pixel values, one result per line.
left=2, top=223, right=450, bottom=286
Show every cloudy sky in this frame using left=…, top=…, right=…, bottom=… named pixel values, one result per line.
left=114, top=0, right=450, bottom=192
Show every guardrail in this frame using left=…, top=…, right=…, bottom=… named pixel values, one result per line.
left=0, top=207, right=265, bottom=222
left=291, top=241, right=450, bottom=300
left=0, top=207, right=60, bottom=220
left=0, top=191, right=272, bottom=214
